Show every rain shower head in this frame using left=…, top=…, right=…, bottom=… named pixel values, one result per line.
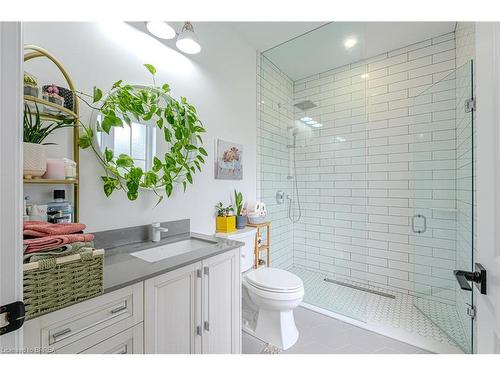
left=294, top=100, right=317, bottom=111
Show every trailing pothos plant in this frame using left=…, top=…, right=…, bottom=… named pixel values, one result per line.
left=76, top=64, right=207, bottom=205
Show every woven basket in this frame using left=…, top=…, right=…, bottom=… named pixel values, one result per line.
left=23, top=249, right=104, bottom=320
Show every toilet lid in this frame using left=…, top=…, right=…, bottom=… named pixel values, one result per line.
left=245, top=268, right=303, bottom=292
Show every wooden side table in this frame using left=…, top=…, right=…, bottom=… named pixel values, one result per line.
left=247, top=222, right=270, bottom=269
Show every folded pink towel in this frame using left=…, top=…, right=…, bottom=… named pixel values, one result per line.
left=23, top=221, right=86, bottom=238
left=23, top=233, right=95, bottom=254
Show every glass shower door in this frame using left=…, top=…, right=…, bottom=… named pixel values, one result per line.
left=411, top=61, right=474, bottom=353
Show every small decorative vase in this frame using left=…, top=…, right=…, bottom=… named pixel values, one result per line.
left=236, top=215, right=247, bottom=229
left=23, top=142, right=47, bottom=179
left=24, top=85, right=39, bottom=98
left=216, top=216, right=236, bottom=233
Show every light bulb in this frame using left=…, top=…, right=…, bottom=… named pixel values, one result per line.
left=146, top=21, right=176, bottom=40
left=176, top=22, right=201, bottom=54
left=344, top=37, right=357, bottom=49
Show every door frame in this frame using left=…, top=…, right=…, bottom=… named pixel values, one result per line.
left=475, top=22, right=500, bottom=354
left=0, top=22, right=24, bottom=352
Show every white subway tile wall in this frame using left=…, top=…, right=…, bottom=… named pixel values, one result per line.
left=257, top=56, right=294, bottom=269
left=290, top=32, right=459, bottom=301
left=258, top=30, right=474, bottom=311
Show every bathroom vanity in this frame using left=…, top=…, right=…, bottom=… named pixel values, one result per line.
left=23, top=220, right=243, bottom=354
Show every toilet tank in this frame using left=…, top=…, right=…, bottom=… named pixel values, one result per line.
left=216, top=228, right=256, bottom=272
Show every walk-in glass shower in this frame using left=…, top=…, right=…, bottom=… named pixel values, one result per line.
left=257, top=22, right=475, bottom=353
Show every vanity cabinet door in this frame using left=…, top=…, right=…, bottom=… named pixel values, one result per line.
left=201, top=248, right=241, bottom=354
left=144, top=262, right=202, bottom=354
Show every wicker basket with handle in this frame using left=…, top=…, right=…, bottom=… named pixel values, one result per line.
left=23, top=249, right=104, bottom=320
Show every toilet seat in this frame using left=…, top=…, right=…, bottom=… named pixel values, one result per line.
left=245, top=268, right=304, bottom=294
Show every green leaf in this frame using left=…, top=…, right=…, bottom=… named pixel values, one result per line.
left=182, top=180, right=187, bottom=192
left=116, top=154, right=134, bottom=168
left=144, top=64, right=157, bottom=75
left=186, top=172, right=193, bottom=184
left=152, top=156, right=162, bottom=172
left=104, top=148, right=113, bottom=162
left=101, top=176, right=118, bottom=197
left=198, top=147, right=208, bottom=156
left=78, top=134, right=91, bottom=149
left=101, top=116, right=114, bottom=134
left=144, top=171, right=158, bottom=186
left=112, top=80, right=123, bottom=89
left=129, top=167, right=143, bottom=180
left=127, top=191, right=138, bottom=201
left=165, top=183, right=173, bottom=197
left=162, top=83, right=170, bottom=92
left=93, top=87, right=103, bottom=103
left=156, top=118, right=164, bottom=129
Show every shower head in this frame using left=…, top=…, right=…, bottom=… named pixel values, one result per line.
left=294, top=100, right=317, bottom=111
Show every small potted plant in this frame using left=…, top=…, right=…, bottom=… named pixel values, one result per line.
left=215, top=202, right=236, bottom=233
left=23, top=103, right=73, bottom=179
left=24, top=72, right=39, bottom=98
left=234, top=190, right=247, bottom=229
left=42, top=83, right=65, bottom=109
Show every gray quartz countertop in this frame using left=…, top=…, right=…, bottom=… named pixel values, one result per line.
left=103, top=232, right=243, bottom=293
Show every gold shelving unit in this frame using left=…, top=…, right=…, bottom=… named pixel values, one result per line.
left=23, top=45, right=80, bottom=222
left=23, top=179, right=78, bottom=185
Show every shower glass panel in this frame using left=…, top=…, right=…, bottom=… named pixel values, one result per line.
left=410, top=61, right=474, bottom=353
left=259, top=23, right=371, bottom=322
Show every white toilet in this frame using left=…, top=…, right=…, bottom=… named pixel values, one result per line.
left=219, top=228, right=304, bottom=350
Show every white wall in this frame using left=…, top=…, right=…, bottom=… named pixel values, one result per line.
left=23, top=22, right=257, bottom=234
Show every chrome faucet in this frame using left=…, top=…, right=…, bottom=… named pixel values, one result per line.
left=150, top=222, right=169, bottom=242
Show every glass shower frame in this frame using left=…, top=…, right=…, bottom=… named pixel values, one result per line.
left=257, top=41, right=475, bottom=353
left=411, top=60, right=474, bottom=353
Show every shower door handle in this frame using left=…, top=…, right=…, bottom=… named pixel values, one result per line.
left=454, top=263, right=487, bottom=295
left=411, top=214, right=426, bottom=234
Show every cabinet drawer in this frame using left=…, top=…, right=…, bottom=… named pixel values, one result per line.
left=24, top=282, right=143, bottom=352
left=56, top=323, right=143, bottom=354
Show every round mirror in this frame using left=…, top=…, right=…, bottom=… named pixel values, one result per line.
left=93, top=112, right=157, bottom=172
left=90, top=85, right=198, bottom=190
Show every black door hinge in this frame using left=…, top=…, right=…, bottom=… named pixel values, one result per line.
left=0, top=301, right=25, bottom=336
left=465, top=98, right=476, bottom=113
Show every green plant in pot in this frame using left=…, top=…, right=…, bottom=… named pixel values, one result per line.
left=23, top=72, right=39, bottom=98
left=215, top=202, right=235, bottom=233
left=75, top=64, right=207, bottom=204
left=234, top=189, right=247, bottom=229
left=23, top=103, right=74, bottom=179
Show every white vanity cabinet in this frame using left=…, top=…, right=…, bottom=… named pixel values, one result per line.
left=23, top=247, right=241, bottom=354
left=144, top=248, right=241, bottom=354
left=23, top=282, right=144, bottom=354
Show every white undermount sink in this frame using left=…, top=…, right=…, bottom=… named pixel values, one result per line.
left=130, top=238, right=216, bottom=263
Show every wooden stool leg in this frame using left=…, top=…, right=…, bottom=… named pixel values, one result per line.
left=266, top=224, right=270, bottom=267
left=254, top=230, right=258, bottom=269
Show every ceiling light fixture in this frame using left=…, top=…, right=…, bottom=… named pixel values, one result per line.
left=344, top=37, right=357, bottom=49
left=176, top=22, right=201, bottom=54
left=146, top=21, right=176, bottom=40
left=361, top=73, right=369, bottom=79
left=311, top=123, right=323, bottom=128
left=300, top=117, right=312, bottom=122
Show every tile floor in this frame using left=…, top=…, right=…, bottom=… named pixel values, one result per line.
left=288, top=266, right=464, bottom=352
left=242, top=306, right=432, bottom=354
